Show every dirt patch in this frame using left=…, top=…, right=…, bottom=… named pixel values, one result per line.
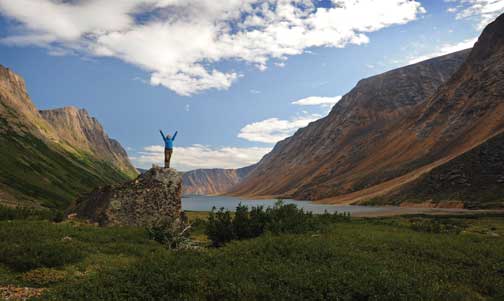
left=0, top=285, right=46, bottom=300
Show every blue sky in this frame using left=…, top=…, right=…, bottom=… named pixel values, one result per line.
left=0, top=0, right=502, bottom=170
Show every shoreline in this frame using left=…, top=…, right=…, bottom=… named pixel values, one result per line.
left=182, top=195, right=504, bottom=218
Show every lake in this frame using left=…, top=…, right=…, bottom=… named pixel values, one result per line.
left=182, top=195, right=400, bottom=215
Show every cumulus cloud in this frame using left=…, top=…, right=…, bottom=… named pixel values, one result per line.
left=446, top=0, right=504, bottom=29
left=292, top=96, right=342, bottom=107
left=0, top=0, right=425, bottom=95
left=238, top=113, right=321, bottom=144
left=130, top=144, right=271, bottom=171
left=408, top=37, right=477, bottom=64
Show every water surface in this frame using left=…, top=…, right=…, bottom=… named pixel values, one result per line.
left=182, top=195, right=395, bottom=214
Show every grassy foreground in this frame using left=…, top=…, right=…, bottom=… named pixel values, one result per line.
left=1, top=211, right=504, bottom=300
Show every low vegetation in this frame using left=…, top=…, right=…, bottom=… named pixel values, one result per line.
left=205, top=201, right=350, bottom=246
left=0, top=205, right=63, bottom=222
left=146, top=216, right=193, bottom=250
left=0, top=205, right=503, bottom=300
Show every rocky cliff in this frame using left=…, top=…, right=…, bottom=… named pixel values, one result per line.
left=70, top=167, right=182, bottom=226
left=182, top=165, right=255, bottom=195
left=0, top=65, right=137, bottom=209
left=232, top=13, right=504, bottom=208
left=40, top=107, right=137, bottom=177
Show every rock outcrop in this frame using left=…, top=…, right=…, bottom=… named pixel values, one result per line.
left=182, top=165, right=255, bottom=196
left=0, top=65, right=136, bottom=209
left=70, top=167, right=182, bottom=226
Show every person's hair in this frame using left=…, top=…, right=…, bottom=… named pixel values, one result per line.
left=166, top=134, right=171, bottom=138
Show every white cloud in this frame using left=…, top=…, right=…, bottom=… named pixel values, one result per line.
left=0, top=0, right=425, bottom=96
left=130, top=144, right=271, bottom=171
left=238, top=113, right=321, bottom=144
left=408, top=37, right=477, bottom=64
left=249, top=89, right=261, bottom=94
left=292, top=96, right=342, bottom=107
left=446, top=0, right=504, bottom=29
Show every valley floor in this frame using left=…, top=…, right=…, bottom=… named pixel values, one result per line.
left=1, top=211, right=504, bottom=300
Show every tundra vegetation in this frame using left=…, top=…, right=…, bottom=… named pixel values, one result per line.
left=0, top=203, right=503, bottom=300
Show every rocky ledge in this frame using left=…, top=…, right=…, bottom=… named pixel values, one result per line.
left=69, top=167, right=182, bottom=226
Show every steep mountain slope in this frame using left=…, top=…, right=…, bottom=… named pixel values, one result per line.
left=233, top=13, right=504, bottom=208
left=365, top=132, right=504, bottom=209
left=39, top=107, right=137, bottom=177
left=232, top=49, right=471, bottom=199
left=182, top=165, right=255, bottom=196
left=0, top=65, right=137, bottom=209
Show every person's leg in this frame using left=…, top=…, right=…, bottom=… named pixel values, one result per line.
left=164, top=148, right=170, bottom=168
left=166, top=149, right=173, bottom=168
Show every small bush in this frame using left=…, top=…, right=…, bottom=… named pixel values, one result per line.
left=0, top=205, right=64, bottom=222
left=51, top=210, right=65, bottom=223
left=0, top=241, right=84, bottom=272
left=205, top=208, right=236, bottom=246
left=410, top=218, right=467, bottom=234
left=205, top=201, right=350, bottom=246
left=146, top=217, right=193, bottom=249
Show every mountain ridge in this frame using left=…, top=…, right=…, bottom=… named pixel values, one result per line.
left=231, top=13, right=504, bottom=208
left=231, top=49, right=472, bottom=200
left=39, top=106, right=137, bottom=177
left=182, top=165, right=255, bottom=196
left=0, top=65, right=137, bottom=209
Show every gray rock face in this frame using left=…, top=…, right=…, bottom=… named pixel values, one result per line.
left=39, top=106, right=138, bottom=178
left=70, top=167, right=182, bottom=226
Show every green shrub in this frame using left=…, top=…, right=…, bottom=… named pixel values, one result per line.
left=51, top=210, right=65, bottom=223
left=43, top=222, right=504, bottom=300
left=146, top=217, right=193, bottom=249
left=0, top=205, right=65, bottom=222
left=205, top=207, right=236, bottom=246
left=205, top=201, right=350, bottom=246
left=0, top=205, right=51, bottom=221
left=410, top=218, right=467, bottom=234
left=0, top=241, right=84, bottom=272
left=264, top=201, right=316, bottom=234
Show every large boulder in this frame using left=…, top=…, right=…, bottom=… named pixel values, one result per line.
left=69, top=167, right=182, bottom=226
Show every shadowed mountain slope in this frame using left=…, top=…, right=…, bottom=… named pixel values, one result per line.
left=364, top=132, right=504, bottom=209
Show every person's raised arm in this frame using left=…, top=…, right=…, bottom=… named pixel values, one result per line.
left=172, top=131, right=178, bottom=141
left=159, top=129, right=166, bottom=141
